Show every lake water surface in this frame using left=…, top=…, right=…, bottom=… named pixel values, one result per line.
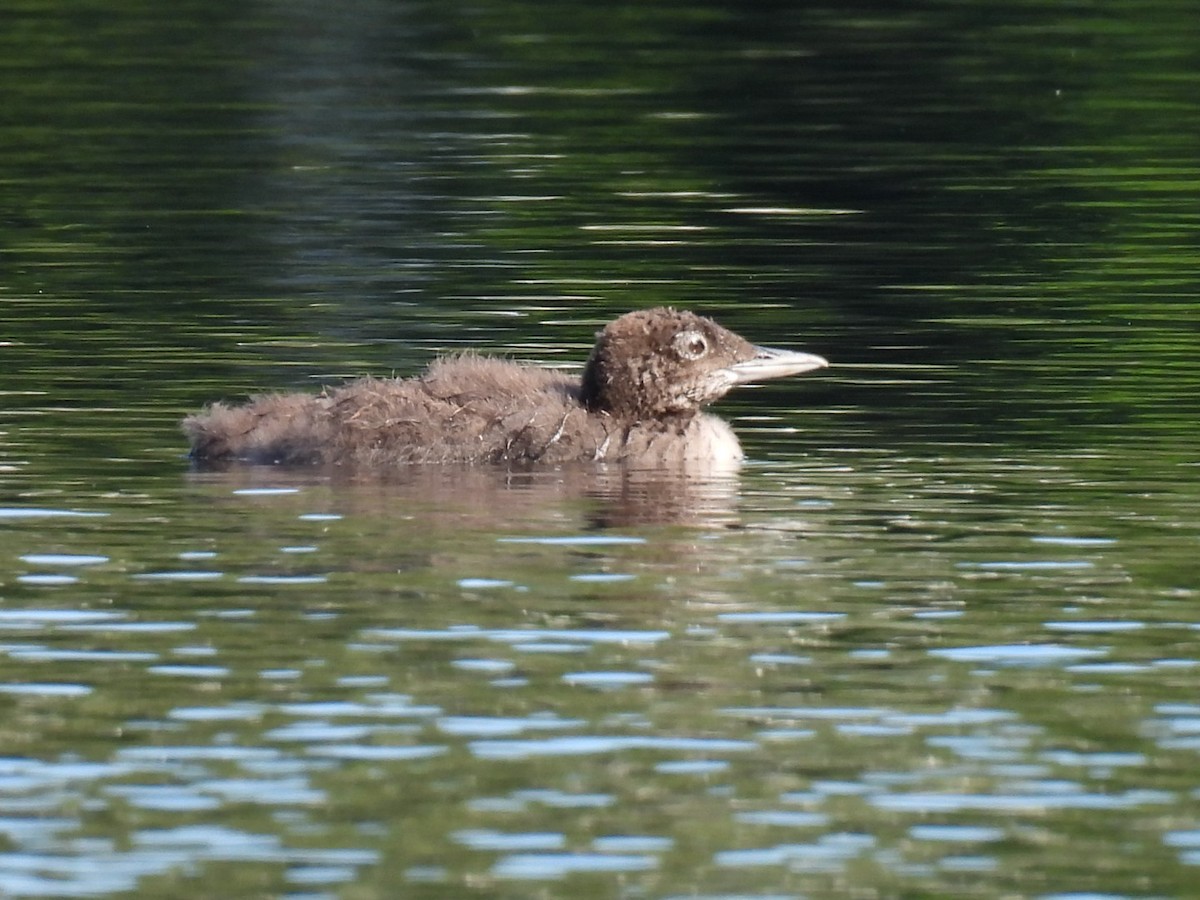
left=2, top=1, right=1199, bottom=897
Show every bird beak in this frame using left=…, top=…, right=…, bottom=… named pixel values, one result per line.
left=728, top=345, right=829, bottom=384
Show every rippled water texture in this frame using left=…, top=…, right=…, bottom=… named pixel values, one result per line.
left=2, top=0, right=1199, bottom=897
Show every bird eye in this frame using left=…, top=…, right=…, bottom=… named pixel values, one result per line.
left=672, top=330, right=708, bottom=361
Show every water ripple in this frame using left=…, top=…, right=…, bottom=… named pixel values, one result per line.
left=492, top=851, right=658, bottom=879
left=929, top=644, right=1107, bottom=666
left=470, top=735, right=759, bottom=760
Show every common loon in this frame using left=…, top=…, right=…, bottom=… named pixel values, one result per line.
left=183, top=307, right=827, bottom=468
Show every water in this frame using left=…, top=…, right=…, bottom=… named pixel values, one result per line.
left=2, top=0, right=1200, bottom=897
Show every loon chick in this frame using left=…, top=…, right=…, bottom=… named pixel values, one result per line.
left=183, top=307, right=827, bottom=468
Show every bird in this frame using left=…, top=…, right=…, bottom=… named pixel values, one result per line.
left=183, top=307, right=827, bottom=469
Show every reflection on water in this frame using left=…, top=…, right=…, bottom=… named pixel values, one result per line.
left=2, top=0, right=1200, bottom=895
left=187, top=460, right=744, bottom=529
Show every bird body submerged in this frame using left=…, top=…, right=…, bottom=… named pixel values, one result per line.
left=183, top=308, right=827, bottom=469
